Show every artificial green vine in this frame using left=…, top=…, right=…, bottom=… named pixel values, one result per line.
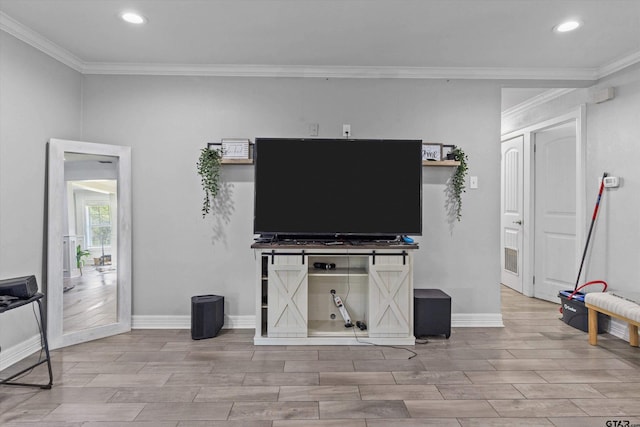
left=197, top=147, right=222, bottom=217
left=450, top=147, right=468, bottom=221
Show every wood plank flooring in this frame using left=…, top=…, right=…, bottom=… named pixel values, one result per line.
left=63, top=267, right=117, bottom=333
left=2, top=286, right=640, bottom=426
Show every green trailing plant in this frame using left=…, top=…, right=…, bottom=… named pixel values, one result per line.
left=450, top=147, right=468, bottom=221
left=197, top=146, right=222, bottom=217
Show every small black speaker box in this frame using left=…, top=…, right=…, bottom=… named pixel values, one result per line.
left=191, top=295, right=224, bottom=340
left=414, top=288, right=451, bottom=339
left=0, top=275, right=38, bottom=298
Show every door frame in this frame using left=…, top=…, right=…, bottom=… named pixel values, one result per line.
left=501, top=106, right=586, bottom=297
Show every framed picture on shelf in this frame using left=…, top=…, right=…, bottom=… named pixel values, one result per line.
left=221, top=138, right=250, bottom=159
left=442, top=144, right=455, bottom=160
left=422, top=143, right=442, bottom=161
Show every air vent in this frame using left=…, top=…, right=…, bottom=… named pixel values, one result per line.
left=505, top=248, right=518, bottom=274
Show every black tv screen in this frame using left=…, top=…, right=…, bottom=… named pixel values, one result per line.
left=253, top=138, right=422, bottom=239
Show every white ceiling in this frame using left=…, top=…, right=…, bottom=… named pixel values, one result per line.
left=1, top=0, right=639, bottom=80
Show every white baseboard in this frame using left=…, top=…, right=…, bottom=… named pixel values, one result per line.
left=131, top=313, right=504, bottom=330
left=0, top=334, right=42, bottom=372
left=452, top=313, right=504, bottom=327
left=608, top=317, right=640, bottom=343
left=131, top=314, right=255, bottom=329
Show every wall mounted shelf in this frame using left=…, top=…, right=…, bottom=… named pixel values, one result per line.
left=221, top=159, right=254, bottom=165
left=222, top=159, right=457, bottom=166
left=214, top=143, right=457, bottom=166
left=423, top=160, right=460, bottom=167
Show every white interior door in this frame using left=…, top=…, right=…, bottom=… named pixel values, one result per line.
left=501, top=136, right=524, bottom=292
left=533, top=122, right=577, bottom=302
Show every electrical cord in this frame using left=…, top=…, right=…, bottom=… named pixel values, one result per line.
left=330, top=256, right=419, bottom=359
left=346, top=256, right=418, bottom=359
left=349, top=325, right=418, bottom=359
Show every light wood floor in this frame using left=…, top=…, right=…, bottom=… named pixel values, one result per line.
left=63, top=267, right=117, bottom=333
left=2, top=286, right=640, bottom=426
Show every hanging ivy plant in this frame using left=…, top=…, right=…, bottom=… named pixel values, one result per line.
left=197, top=147, right=222, bottom=217
left=450, top=147, right=468, bottom=221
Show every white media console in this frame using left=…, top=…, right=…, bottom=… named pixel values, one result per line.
left=252, top=243, right=418, bottom=345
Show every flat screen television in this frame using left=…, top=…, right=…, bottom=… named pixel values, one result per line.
left=253, top=138, right=422, bottom=240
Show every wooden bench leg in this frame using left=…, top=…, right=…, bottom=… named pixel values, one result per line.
left=629, top=324, right=639, bottom=347
left=588, top=308, right=598, bottom=346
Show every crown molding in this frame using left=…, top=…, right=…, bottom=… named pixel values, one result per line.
left=2, top=10, right=639, bottom=81
left=502, top=88, right=577, bottom=120
left=0, top=11, right=84, bottom=72
left=597, top=50, right=640, bottom=79
left=81, top=62, right=600, bottom=80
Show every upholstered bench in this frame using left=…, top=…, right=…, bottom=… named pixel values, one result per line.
left=585, top=292, right=640, bottom=347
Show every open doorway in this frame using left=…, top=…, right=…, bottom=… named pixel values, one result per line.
left=501, top=89, right=586, bottom=303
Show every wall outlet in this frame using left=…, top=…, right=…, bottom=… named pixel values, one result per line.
left=309, top=123, right=319, bottom=136
left=342, top=124, right=351, bottom=137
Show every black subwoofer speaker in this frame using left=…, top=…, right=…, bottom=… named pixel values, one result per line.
left=191, top=294, right=224, bottom=340
left=414, top=288, right=451, bottom=339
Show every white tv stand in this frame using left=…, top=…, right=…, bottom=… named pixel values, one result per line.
left=252, top=242, right=418, bottom=345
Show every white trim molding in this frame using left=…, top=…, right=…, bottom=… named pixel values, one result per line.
left=0, top=11, right=84, bottom=72
left=132, top=313, right=503, bottom=329
left=3, top=11, right=640, bottom=81
left=80, top=63, right=600, bottom=80
left=0, top=334, right=42, bottom=372
left=502, top=89, right=576, bottom=122
left=132, top=315, right=256, bottom=330
left=608, top=317, right=640, bottom=345
left=598, top=50, right=640, bottom=79
left=451, top=313, right=504, bottom=328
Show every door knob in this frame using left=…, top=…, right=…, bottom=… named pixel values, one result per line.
left=513, top=220, right=523, bottom=225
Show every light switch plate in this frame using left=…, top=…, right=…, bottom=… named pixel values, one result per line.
left=470, top=176, right=478, bottom=189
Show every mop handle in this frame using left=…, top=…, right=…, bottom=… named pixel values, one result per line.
left=574, top=172, right=608, bottom=291
left=592, top=176, right=606, bottom=220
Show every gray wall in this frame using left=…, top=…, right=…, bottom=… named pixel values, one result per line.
left=584, top=64, right=640, bottom=291
left=502, top=63, right=640, bottom=299
left=0, top=32, right=82, bottom=349
left=3, top=22, right=639, bottom=358
left=5, top=18, right=639, bottom=361
left=80, top=75, right=503, bottom=318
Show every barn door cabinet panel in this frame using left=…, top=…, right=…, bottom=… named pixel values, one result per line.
left=368, top=255, right=413, bottom=337
left=267, top=255, right=308, bottom=337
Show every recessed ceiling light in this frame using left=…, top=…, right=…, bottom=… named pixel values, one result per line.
left=554, top=20, right=581, bottom=33
left=121, top=12, right=146, bottom=24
